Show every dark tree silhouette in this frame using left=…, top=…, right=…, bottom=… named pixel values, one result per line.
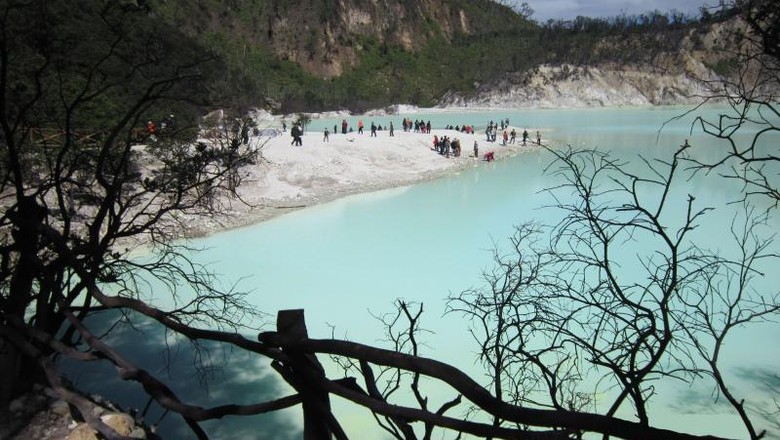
left=684, top=0, right=780, bottom=206
left=1, top=1, right=778, bottom=440
left=0, top=0, right=261, bottom=425
left=449, top=146, right=778, bottom=440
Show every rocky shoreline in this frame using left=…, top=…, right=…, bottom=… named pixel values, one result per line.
left=0, top=385, right=154, bottom=440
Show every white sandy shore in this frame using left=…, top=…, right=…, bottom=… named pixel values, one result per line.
left=183, top=125, right=541, bottom=236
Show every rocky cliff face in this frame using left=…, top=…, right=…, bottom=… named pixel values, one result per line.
left=269, top=0, right=479, bottom=77
left=439, top=19, right=762, bottom=108
left=151, top=2, right=773, bottom=111
left=155, top=0, right=520, bottom=78
left=440, top=61, right=718, bottom=108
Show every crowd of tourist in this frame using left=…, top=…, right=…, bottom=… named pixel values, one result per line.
left=431, top=135, right=463, bottom=158
left=403, top=118, right=431, bottom=133
left=280, top=115, right=543, bottom=159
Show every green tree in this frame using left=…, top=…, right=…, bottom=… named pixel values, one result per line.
left=294, top=113, right=312, bottom=133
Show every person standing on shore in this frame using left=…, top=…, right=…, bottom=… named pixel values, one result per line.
left=291, top=124, right=303, bottom=146
left=146, top=120, right=157, bottom=140
left=342, top=119, right=348, bottom=134
left=389, top=122, right=394, bottom=137
left=323, top=128, right=330, bottom=142
left=358, top=120, right=364, bottom=134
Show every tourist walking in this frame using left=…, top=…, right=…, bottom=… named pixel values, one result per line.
left=291, top=124, right=303, bottom=146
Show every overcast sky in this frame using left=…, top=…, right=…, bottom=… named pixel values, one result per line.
left=522, top=0, right=717, bottom=22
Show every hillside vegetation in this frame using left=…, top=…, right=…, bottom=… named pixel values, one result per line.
left=147, top=0, right=542, bottom=111
left=15, top=1, right=752, bottom=115
left=144, top=0, right=750, bottom=112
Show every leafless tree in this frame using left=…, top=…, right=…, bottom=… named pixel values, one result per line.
left=2, top=1, right=778, bottom=440
left=448, top=145, right=778, bottom=439
left=0, top=0, right=261, bottom=430
left=683, top=0, right=780, bottom=206
left=327, top=301, right=462, bottom=440
left=447, top=225, right=592, bottom=417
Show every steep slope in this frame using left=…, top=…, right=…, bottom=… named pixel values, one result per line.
left=441, top=17, right=761, bottom=108
left=440, top=62, right=713, bottom=108
left=151, top=0, right=526, bottom=78
left=144, top=1, right=766, bottom=111
left=147, top=0, right=535, bottom=111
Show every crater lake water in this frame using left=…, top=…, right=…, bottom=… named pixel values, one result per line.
left=64, top=105, right=780, bottom=439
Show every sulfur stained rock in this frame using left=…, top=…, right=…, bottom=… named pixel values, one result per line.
left=100, top=412, right=135, bottom=436
left=65, top=423, right=98, bottom=440
left=50, top=399, right=70, bottom=416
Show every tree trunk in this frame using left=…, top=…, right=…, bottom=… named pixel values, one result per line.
left=0, top=340, right=21, bottom=408
left=276, top=310, right=333, bottom=440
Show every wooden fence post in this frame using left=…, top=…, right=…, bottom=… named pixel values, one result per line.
left=275, top=309, right=332, bottom=440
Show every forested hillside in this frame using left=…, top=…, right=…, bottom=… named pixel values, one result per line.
left=146, top=0, right=538, bottom=111
left=140, top=0, right=747, bottom=112
left=9, top=0, right=750, bottom=115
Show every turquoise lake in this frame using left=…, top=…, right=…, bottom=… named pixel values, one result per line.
left=65, top=105, right=780, bottom=439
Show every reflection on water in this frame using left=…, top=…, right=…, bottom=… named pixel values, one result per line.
left=65, top=106, right=779, bottom=439
left=59, top=312, right=301, bottom=440
left=736, top=368, right=780, bottom=435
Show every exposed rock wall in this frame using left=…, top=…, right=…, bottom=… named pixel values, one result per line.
left=439, top=62, right=720, bottom=108
left=270, top=0, right=513, bottom=77
left=157, top=0, right=517, bottom=78
left=439, top=18, right=774, bottom=109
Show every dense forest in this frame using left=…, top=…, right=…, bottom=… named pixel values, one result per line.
left=1, top=0, right=746, bottom=115
left=133, top=0, right=743, bottom=112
